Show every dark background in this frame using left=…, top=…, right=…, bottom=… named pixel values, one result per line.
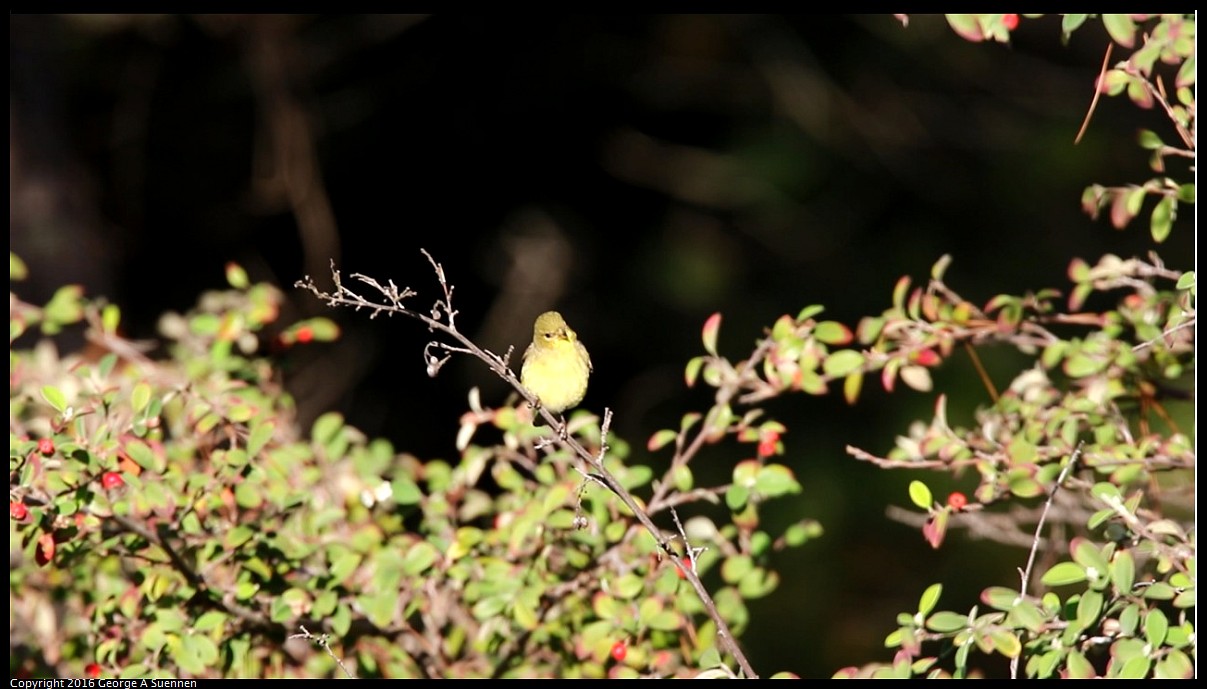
left=9, top=14, right=1193, bottom=677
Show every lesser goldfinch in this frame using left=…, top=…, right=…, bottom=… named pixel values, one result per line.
left=521, top=311, right=592, bottom=415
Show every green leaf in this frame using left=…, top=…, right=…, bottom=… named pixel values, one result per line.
left=721, top=555, right=754, bottom=584
left=1150, top=195, right=1174, bottom=243
left=41, top=385, right=68, bottom=413
left=738, top=567, right=779, bottom=599
left=754, top=464, right=801, bottom=498
left=402, top=541, right=440, bottom=576
left=908, top=480, right=933, bottom=510
left=312, top=411, right=344, bottom=444
left=1144, top=608, right=1168, bottom=647
left=843, top=370, right=863, bottom=405
left=926, top=611, right=968, bottom=633
left=1076, top=589, right=1103, bottom=631
left=1040, top=562, right=1087, bottom=586
left=989, top=628, right=1021, bottom=658
left=1008, top=600, right=1046, bottom=633
left=1176, top=270, right=1195, bottom=292
left=1155, top=649, right=1194, bottom=679
left=131, top=382, right=152, bottom=414
left=823, top=349, right=864, bottom=378
left=235, top=482, right=262, bottom=509
left=1066, top=650, right=1096, bottom=679
left=1061, top=14, right=1088, bottom=40
left=918, top=583, right=942, bottom=616
left=225, top=525, right=255, bottom=550
left=391, top=474, right=422, bottom=505
left=125, top=439, right=162, bottom=473
left=1110, top=549, right=1135, bottom=594
left=1137, top=129, right=1163, bottom=150
left=725, top=484, right=749, bottom=512
left=10, top=252, right=29, bottom=280
left=44, top=285, right=85, bottom=330
left=101, top=303, right=121, bottom=334
left=247, top=421, right=275, bottom=458
left=1117, top=655, right=1151, bottom=679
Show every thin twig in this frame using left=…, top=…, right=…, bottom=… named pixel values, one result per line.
left=1011, top=441, right=1083, bottom=679
left=1132, top=315, right=1196, bottom=351
left=1074, top=43, right=1112, bottom=145
left=289, top=625, right=357, bottom=679
left=297, top=253, right=761, bottom=678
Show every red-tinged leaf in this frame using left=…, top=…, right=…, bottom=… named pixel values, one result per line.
left=881, top=358, right=900, bottom=393
left=907, top=287, right=923, bottom=320
left=814, top=321, right=853, bottom=345
left=1081, top=185, right=1106, bottom=217
left=36, top=532, right=56, bottom=566
left=225, top=262, right=250, bottom=289
left=304, top=317, right=341, bottom=341
left=1175, top=55, right=1195, bottom=89
left=921, top=293, right=940, bottom=322
left=922, top=510, right=948, bottom=549
left=647, top=429, right=677, bottom=453
left=1102, top=14, right=1135, bottom=48
left=701, top=312, right=722, bottom=356
left=983, top=294, right=1013, bottom=314
left=1100, top=69, right=1130, bottom=96
left=857, top=315, right=885, bottom=344
left=951, top=301, right=972, bottom=324
left=933, top=393, right=949, bottom=430
left=798, top=369, right=826, bottom=395
left=1066, top=650, right=1096, bottom=679
left=843, top=370, right=863, bottom=405
left=892, top=275, right=911, bottom=312
left=684, top=356, right=705, bottom=387
left=945, top=14, right=984, bottom=42
left=1069, top=283, right=1093, bottom=311
left=1127, top=76, right=1154, bottom=109
left=1067, top=257, right=1090, bottom=282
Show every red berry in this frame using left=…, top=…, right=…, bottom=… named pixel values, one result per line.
left=10, top=501, right=29, bottom=521
left=913, top=348, right=940, bottom=367
left=37, top=438, right=55, bottom=456
left=947, top=492, right=968, bottom=511
left=102, top=472, right=125, bottom=490
left=295, top=326, right=314, bottom=344
left=674, top=557, right=689, bottom=579
left=1002, top=14, right=1019, bottom=31
left=610, top=640, right=627, bottom=662
left=757, top=431, right=779, bottom=458
left=85, top=664, right=102, bottom=678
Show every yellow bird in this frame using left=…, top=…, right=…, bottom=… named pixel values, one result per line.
left=521, top=311, right=592, bottom=415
